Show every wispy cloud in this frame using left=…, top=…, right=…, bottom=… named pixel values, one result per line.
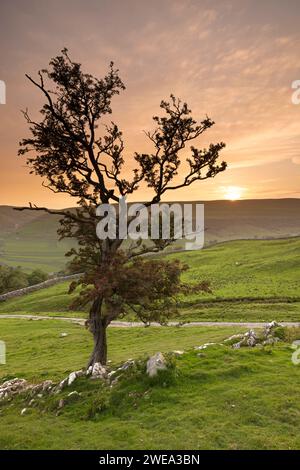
left=0, top=0, right=299, bottom=206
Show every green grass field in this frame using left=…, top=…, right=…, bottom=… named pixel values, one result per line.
left=0, top=319, right=300, bottom=450
left=0, top=237, right=299, bottom=449
left=1, top=237, right=299, bottom=322
left=0, top=319, right=245, bottom=381
left=174, top=237, right=300, bottom=302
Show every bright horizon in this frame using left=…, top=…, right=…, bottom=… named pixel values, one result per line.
left=0, top=0, right=300, bottom=208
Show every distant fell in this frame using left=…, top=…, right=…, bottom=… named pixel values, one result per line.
left=0, top=199, right=299, bottom=271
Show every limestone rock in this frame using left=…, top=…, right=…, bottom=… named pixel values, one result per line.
left=58, top=378, right=68, bottom=391
left=231, top=322, right=282, bottom=349
left=232, top=329, right=257, bottom=349
left=0, top=378, right=29, bottom=400
left=245, top=329, right=257, bottom=347
left=68, top=372, right=77, bottom=386
left=42, top=380, right=53, bottom=391
left=146, top=352, right=167, bottom=377
left=88, top=362, right=107, bottom=379
left=264, top=321, right=280, bottom=336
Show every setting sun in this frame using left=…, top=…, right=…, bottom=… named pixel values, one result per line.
left=223, top=186, right=244, bottom=201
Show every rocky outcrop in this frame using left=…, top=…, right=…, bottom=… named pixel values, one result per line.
left=0, top=321, right=285, bottom=405
left=86, top=363, right=107, bottom=379
left=0, top=378, right=29, bottom=400
left=0, top=378, right=54, bottom=400
left=230, top=321, right=282, bottom=349
left=232, top=329, right=257, bottom=349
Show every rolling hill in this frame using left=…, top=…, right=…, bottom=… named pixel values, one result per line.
left=1, top=237, right=299, bottom=323
left=0, top=199, right=299, bottom=272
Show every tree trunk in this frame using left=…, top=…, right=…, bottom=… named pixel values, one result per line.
left=87, top=239, right=123, bottom=368
left=87, top=296, right=108, bottom=367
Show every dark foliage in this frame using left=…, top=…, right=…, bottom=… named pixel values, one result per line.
left=17, top=49, right=226, bottom=365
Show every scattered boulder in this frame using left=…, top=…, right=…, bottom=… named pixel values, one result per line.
left=42, top=380, right=53, bottom=392
left=146, top=352, right=167, bottom=377
left=87, top=362, right=107, bottom=380
left=0, top=378, right=29, bottom=400
left=31, top=380, right=53, bottom=394
left=245, top=329, right=257, bottom=347
left=68, top=372, right=77, bottom=386
left=20, top=408, right=27, bottom=416
left=53, top=369, right=85, bottom=392
left=57, top=378, right=68, bottom=391
left=60, top=333, right=68, bottom=338
left=231, top=321, right=283, bottom=349
left=264, top=321, right=280, bottom=337
left=232, top=329, right=257, bottom=349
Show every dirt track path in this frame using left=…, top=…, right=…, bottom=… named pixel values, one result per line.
left=0, top=314, right=299, bottom=328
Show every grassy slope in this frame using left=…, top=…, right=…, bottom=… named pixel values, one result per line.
left=0, top=319, right=300, bottom=450
left=0, top=237, right=299, bottom=322
left=0, top=238, right=72, bottom=273
left=0, top=210, right=74, bottom=273
left=0, top=199, right=299, bottom=272
left=174, top=237, right=300, bottom=301
left=175, top=237, right=300, bottom=321
left=0, top=319, right=245, bottom=381
left=0, top=281, right=77, bottom=316
left=0, top=214, right=299, bottom=450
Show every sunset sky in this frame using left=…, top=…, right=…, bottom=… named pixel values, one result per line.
left=0, top=0, right=299, bottom=208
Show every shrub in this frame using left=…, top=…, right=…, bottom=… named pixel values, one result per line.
left=273, top=326, right=286, bottom=341
left=27, top=269, right=48, bottom=286
left=0, top=266, right=28, bottom=293
left=282, top=327, right=300, bottom=343
left=86, top=390, right=110, bottom=419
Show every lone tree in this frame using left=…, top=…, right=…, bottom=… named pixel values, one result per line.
left=18, top=49, right=226, bottom=367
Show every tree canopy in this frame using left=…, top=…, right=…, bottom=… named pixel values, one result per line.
left=18, top=49, right=226, bottom=365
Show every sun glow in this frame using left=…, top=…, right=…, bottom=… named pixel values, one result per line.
left=223, top=186, right=244, bottom=201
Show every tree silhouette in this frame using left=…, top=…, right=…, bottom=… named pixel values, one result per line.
left=18, top=49, right=226, bottom=366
